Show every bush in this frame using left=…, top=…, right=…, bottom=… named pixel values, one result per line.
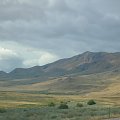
left=58, top=102, right=68, bottom=109
left=0, top=108, right=6, bottom=113
left=51, top=115, right=57, bottom=119
left=76, top=103, right=83, bottom=107
left=87, top=100, right=96, bottom=105
left=60, top=101, right=67, bottom=104
left=48, top=102, right=55, bottom=107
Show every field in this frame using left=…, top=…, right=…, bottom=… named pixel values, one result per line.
left=0, top=67, right=120, bottom=120
left=0, top=70, right=120, bottom=120
left=0, top=91, right=120, bottom=120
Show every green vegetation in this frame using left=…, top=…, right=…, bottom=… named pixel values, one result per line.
left=76, top=103, right=83, bottom=107
left=87, top=100, right=96, bottom=105
left=0, top=106, right=120, bottom=120
left=58, top=102, right=68, bottom=109
left=48, top=102, right=55, bottom=107
left=0, top=108, right=6, bottom=113
left=0, top=91, right=119, bottom=120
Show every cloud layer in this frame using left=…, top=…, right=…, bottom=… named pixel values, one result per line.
left=0, top=0, right=120, bottom=72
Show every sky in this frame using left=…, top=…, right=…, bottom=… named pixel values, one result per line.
left=0, top=0, right=120, bottom=72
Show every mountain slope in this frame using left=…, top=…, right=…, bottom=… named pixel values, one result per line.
left=0, top=51, right=120, bottom=97
left=1, top=51, right=120, bottom=80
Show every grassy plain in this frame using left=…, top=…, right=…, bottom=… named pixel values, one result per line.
left=0, top=71, right=120, bottom=120
left=0, top=91, right=120, bottom=120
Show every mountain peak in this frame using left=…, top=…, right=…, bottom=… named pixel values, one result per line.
left=82, top=51, right=94, bottom=56
left=83, top=51, right=92, bottom=53
left=82, top=51, right=93, bottom=55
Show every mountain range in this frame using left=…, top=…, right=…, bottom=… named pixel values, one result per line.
left=0, top=51, right=120, bottom=95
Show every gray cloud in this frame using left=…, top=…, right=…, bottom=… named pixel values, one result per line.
left=0, top=0, right=120, bottom=71
left=0, top=47, right=23, bottom=72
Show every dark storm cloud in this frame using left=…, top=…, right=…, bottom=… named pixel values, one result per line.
left=0, top=0, right=120, bottom=71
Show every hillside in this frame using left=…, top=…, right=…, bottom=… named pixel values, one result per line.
left=0, top=51, right=120, bottom=97
left=1, top=51, right=120, bottom=80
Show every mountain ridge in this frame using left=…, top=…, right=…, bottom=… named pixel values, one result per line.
left=0, top=51, right=120, bottom=80
left=0, top=51, right=120, bottom=95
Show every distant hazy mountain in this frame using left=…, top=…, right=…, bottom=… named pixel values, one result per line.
left=0, top=51, right=120, bottom=80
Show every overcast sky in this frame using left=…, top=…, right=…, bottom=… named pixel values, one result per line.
left=0, top=0, right=120, bottom=72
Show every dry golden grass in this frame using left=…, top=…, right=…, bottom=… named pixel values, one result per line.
left=0, top=71, right=120, bottom=109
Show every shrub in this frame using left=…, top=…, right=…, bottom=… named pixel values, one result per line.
left=48, top=102, right=55, bottom=107
left=87, top=100, right=96, bottom=105
left=76, top=103, right=83, bottom=107
left=58, top=102, right=68, bottom=109
left=51, top=115, right=57, bottom=119
left=0, top=108, right=6, bottom=113
left=60, top=101, right=67, bottom=104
